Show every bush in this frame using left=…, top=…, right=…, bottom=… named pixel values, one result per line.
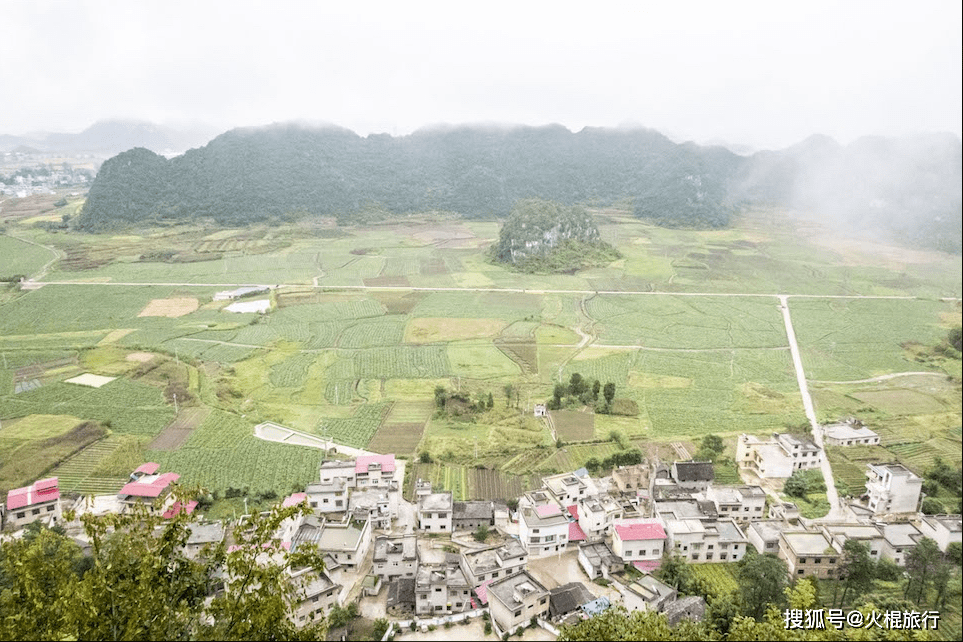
left=484, top=621, right=492, bottom=634
left=921, top=497, right=945, bottom=514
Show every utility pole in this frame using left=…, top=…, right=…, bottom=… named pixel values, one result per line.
left=173, top=392, right=178, bottom=414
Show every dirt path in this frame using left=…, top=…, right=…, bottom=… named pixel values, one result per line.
left=810, top=372, right=946, bottom=385
left=779, top=295, right=849, bottom=521
left=4, top=232, right=64, bottom=282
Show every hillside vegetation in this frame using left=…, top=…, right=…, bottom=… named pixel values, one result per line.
left=489, top=199, right=621, bottom=272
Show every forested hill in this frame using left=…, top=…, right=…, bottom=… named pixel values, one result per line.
left=77, top=124, right=740, bottom=231
left=78, top=123, right=962, bottom=254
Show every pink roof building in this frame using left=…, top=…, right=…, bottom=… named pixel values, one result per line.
left=162, top=500, right=198, bottom=520
left=535, top=503, right=562, bottom=518
left=7, top=477, right=60, bottom=511
left=613, top=519, right=668, bottom=563
left=568, top=521, right=587, bottom=542
left=119, top=472, right=180, bottom=498
left=133, top=462, right=160, bottom=476
left=282, top=492, right=308, bottom=508
left=5, top=477, right=62, bottom=527
left=355, top=454, right=396, bottom=474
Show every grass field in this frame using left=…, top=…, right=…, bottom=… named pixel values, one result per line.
left=1, top=209, right=959, bottom=502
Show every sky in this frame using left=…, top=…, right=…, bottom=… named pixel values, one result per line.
left=3, top=0, right=961, bottom=150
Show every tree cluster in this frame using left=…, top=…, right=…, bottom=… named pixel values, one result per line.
left=548, top=373, right=613, bottom=411
left=434, top=386, right=494, bottom=418
left=783, top=468, right=827, bottom=498
left=0, top=494, right=328, bottom=641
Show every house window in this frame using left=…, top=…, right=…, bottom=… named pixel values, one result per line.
left=455, top=602, right=462, bottom=608
left=514, top=610, right=522, bottom=618
left=720, top=553, right=728, bottom=560
left=16, top=512, right=24, bottom=519
left=814, top=558, right=822, bottom=564
left=540, top=597, right=547, bottom=605
left=799, top=558, right=806, bottom=564
left=32, top=508, right=40, bottom=515
left=435, top=588, right=442, bottom=593
left=706, top=553, right=713, bottom=560
left=733, top=545, right=739, bottom=550
left=335, top=501, right=343, bottom=507
left=707, top=544, right=714, bottom=550
left=46, top=505, right=55, bottom=512
left=798, top=569, right=805, bottom=574
left=692, top=554, right=699, bottom=560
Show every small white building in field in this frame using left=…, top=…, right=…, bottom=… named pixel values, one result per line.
left=823, top=419, right=880, bottom=446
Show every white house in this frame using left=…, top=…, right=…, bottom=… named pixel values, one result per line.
left=612, top=519, right=667, bottom=565
left=576, top=495, right=623, bottom=540
left=695, top=484, right=767, bottom=522
left=460, top=539, right=528, bottom=586
left=865, top=463, right=922, bottom=515
left=823, top=419, right=880, bottom=446
left=737, top=433, right=822, bottom=479
left=665, top=518, right=748, bottom=563
left=918, top=514, right=962, bottom=552
left=487, top=571, right=550, bottom=637
left=417, top=492, right=453, bottom=533
left=4, top=477, right=61, bottom=529
left=879, top=522, right=923, bottom=566
left=518, top=503, right=569, bottom=558
left=373, top=534, right=419, bottom=581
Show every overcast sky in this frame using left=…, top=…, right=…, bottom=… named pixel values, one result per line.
left=4, top=0, right=961, bottom=149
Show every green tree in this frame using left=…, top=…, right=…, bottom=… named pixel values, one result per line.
left=836, top=539, right=874, bottom=606
left=558, top=605, right=708, bottom=641
left=591, top=379, right=601, bottom=401
left=603, top=382, right=616, bottom=406
left=486, top=392, right=494, bottom=409
left=434, top=386, right=447, bottom=409
left=920, top=497, right=945, bottom=514
left=702, top=434, right=724, bottom=454
left=473, top=524, right=490, bottom=543
left=738, top=552, right=788, bottom=620
left=904, top=537, right=944, bottom=606
left=655, top=554, right=692, bottom=592
left=503, top=383, right=514, bottom=408
left=783, top=470, right=810, bottom=497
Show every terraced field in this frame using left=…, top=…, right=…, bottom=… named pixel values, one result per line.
left=52, top=437, right=129, bottom=495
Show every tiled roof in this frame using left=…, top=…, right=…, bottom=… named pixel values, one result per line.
left=355, top=454, right=395, bottom=474
left=162, top=500, right=198, bottom=519
left=119, top=472, right=179, bottom=498
left=535, top=503, right=562, bottom=518
left=282, top=492, right=308, bottom=508
left=133, top=462, right=160, bottom=475
left=566, top=504, right=579, bottom=520
left=633, top=559, right=662, bottom=573
left=615, top=521, right=667, bottom=541
left=6, top=477, right=60, bottom=510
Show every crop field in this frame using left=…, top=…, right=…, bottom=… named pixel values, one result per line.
left=51, top=436, right=130, bottom=495
left=0, top=209, right=959, bottom=505
left=688, top=563, right=740, bottom=597
left=404, top=462, right=536, bottom=501
left=551, top=409, right=595, bottom=441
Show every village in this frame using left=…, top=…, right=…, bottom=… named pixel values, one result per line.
left=3, top=411, right=960, bottom=640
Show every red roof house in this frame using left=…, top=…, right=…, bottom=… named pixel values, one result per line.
left=5, top=477, right=61, bottom=527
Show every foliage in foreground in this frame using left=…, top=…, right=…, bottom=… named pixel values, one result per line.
left=0, top=492, right=327, bottom=641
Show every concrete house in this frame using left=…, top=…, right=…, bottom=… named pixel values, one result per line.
left=460, top=539, right=528, bottom=586
left=666, top=518, right=748, bottom=563
left=372, top=534, right=419, bottom=581
left=823, top=419, right=880, bottom=446
left=415, top=564, right=472, bottom=616
left=349, top=489, right=392, bottom=530
left=290, top=569, right=341, bottom=626
left=518, top=503, right=569, bottom=557
left=612, top=464, right=648, bottom=495
left=612, top=519, right=667, bottom=564
left=542, top=471, right=592, bottom=506
left=621, top=574, right=677, bottom=613
left=292, top=515, right=372, bottom=569
left=417, top=492, right=453, bottom=532
left=578, top=541, right=625, bottom=580
left=576, top=495, right=623, bottom=540
left=865, top=463, right=922, bottom=515
left=696, top=484, right=766, bottom=522
left=737, top=433, right=822, bottom=479
left=117, top=464, right=182, bottom=514
left=918, top=514, right=962, bottom=552
left=549, top=582, right=596, bottom=622
left=487, top=571, right=550, bottom=637
left=821, top=523, right=886, bottom=561
left=305, top=479, right=348, bottom=514
left=5, top=477, right=61, bottom=529
left=778, top=531, right=839, bottom=579
left=318, top=454, right=397, bottom=490
left=880, top=522, right=923, bottom=566
left=183, top=522, right=226, bottom=559
left=746, top=520, right=788, bottom=556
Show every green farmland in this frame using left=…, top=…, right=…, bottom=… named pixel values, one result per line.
left=1, top=206, right=959, bottom=501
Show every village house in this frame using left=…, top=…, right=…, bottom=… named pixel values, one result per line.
left=746, top=520, right=790, bottom=556
left=823, top=418, right=880, bottom=446
left=671, top=461, right=715, bottom=491
left=548, top=582, right=596, bottom=623
left=665, top=518, right=748, bottom=563
left=305, top=479, right=348, bottom=513
left=486, top=571, right=550, bottom=637
left=183, top=521, right=226, bottom=559
left=452, top=500, right=495, bottom=531
left=317, top=454, right=397, bottom=490
left=533, top=403, right=547, bottom=417
left=289, top=568, right=342, bottom=626
left=542, top=471, right=593, bottom=506
left=575, top=495, right=623, bottom=540
left=518, top=502, right=570, bottom=557
left=865, top=463, right=922, bottom=515
left=737, top=433, right=822, bottom=479
left=778, top=530, right=839, bottom=579
left=612, top=464, right=648, bottom=495
left=415, top=563, right=472, bottom=616
left=611, top=519, right=667, bottom=566
left=577, top=541, right=625, bottom=580
left=879, top=522, right=923, bottom=565
left=372, top=534, right=419, bottom=581
left=349, top=489, right=392, bottom=530
left=4, top=477, right=61, bottom=529
left=918, top=514, right=962, bottom=552
left=695, top=484, right=767, bottom=521
left=460, top=539, right=528, bottom=586
left=620, top=574, right=677, bottom=613
left=821, top=523, right=886, bottom=561
left=291, top=515, right=372, bottom=569
left=117, top=463, right=182, bottom=514
left=417, top=492, right=453, bottom=532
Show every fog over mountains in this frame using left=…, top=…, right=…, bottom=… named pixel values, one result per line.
left=0, top=120, right=220, bottom=156
left=9, top=119, right=957, bottom=254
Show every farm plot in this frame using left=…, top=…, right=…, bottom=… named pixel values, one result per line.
left=404, top=463, right=536, bottom=502
left=405, top=318, right=506, bottom=344
left=585, top=294, right=787, bottom=349
left=448, top=342, right=520, bottom=379
left=51, top=436, right=129, bottom=495
left=138, top=297, right=199, bottom=318
left=550, top=410, right=595, bottom=441
left=319, top=402, right=392, bottom=449
left=147, top=409, right=319, bottom=493
left=0, top=235, right=54, bottom=277
left=338, top=317, right=406, bottom=348
left=353, top=345, right=450, bottom=379
left=494, top=340, right=538, bottom=375
left=789, top=298, right=954, bottom=381
left=148, top=406, right=212, bottom=451
left=688, top=564, right=740, bottom=597
left=367, top=400, right=433, bottom=455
